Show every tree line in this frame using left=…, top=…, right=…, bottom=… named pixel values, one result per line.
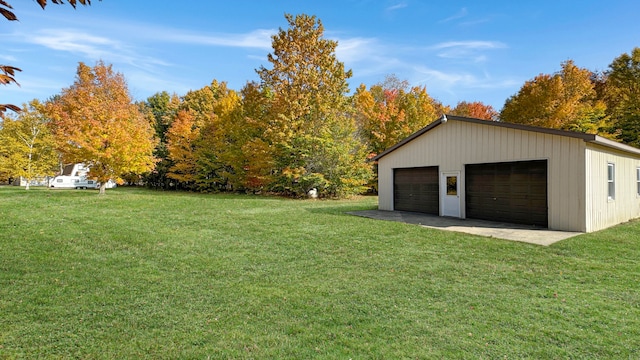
left=1, top=13, right=639, bottom=197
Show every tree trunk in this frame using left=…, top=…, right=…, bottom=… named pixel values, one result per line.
left=99, top=182, right=107, bottom=195
left=25, top=179, right=30, bottom=190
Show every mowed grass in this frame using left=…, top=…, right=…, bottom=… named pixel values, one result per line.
left=0, top=187, right=639, bottom=359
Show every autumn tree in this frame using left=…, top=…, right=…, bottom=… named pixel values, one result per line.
left=353, top=75, right=445, bottom=158
left=141, top=91, right=181, bottom=189
left=165, top=109, right=200, bottom=189
left=45, top=61, right=157, bottom=194
left=0, top=100, right=58, bottom=188
left=257, top=13, right=371, bottom=197
left=192, top=81, right=242, bottom=191
left=161, top=82, right=222, bottom=190
left=603, top=47, right=640, bottom=147
left=183, top=81, right=274, bottom=193
left=230, top=82, right=276, bottom=192
left=164, top=80, right=242, bottom=191
left=500, top=60, right=608, bottom=133
left=1, top=0, right=95, bottom=117
left=450, top=101, right=498, bottom=120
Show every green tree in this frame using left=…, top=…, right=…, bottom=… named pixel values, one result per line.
left=163, top=82, right=220, bottom=190
left=141, top=91, right=181, bottom=189
left=168, top=80, right=243, bottom=192
left=500, top=60, right=608, bottom=134
left=604, top=47, right=640, bottom=147
left=192, top=81, right=242, bottom=191
left=233, top=82, right=276, bottom=192
left=257, top=13, right=372, bottom=197
left=45, top=61, right=157, bottom=194
left=0, top=101, right=58, bottom=189
left=193, top=81, right=276, bottom=193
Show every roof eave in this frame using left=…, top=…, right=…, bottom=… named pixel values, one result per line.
left=372, top=114, right=640, bottom=161
left=589, top=135, right=640, bottom=156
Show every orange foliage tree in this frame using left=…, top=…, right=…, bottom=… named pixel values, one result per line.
left=45, top=61, right=157, bottom=194
left=165, top=110, right=200, bottom=189
left=353, top=75, right=445, bottom=157
left=450, top=101, right=498, bottom=120
left=500, top=60, right=608, bottom=133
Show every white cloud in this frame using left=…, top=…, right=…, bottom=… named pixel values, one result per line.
left=161, top=29, right=275, bottom=49
left=23, top=29, right=171, bottom=71
left=386, top=2, right=408, bottom=12
left=1, top=72, right=68, bottom=101
left=0, top=54, right=18, bottom=62
left=439, top=8, right=468, bottom=23
left=413, top=65, right=518, bottom=91
left=335, top=36, right=407, bottom=80
left=414, top=66, right=475, bottom=87
left=335, top=37, right=378, bottom=63
left=430, top=41, right=507, bottom=62
left=432, top=41, right=506, bottom=51
left=29, top=30, right=119, bottom=57
left=431, top=41, right=506, bottom=50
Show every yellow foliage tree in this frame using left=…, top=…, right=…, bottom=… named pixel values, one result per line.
left=353, top=75, right=445, bottom=156
left=45, top=61, right=157, bottom=194
left=0, top=100, right=58, bottom=188
left=500, top=60, right=608, bottom=133
left=257, top=13, right=372, bottom=197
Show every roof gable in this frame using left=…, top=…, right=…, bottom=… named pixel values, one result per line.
left=373, top=114, right=640, bottom=160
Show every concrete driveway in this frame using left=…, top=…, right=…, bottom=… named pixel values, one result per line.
left=348, top=210, right=582, bottom=246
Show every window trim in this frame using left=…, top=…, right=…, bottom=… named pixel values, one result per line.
left=607, top=162, right=615, bottom=201
left=637, top=167, right=640, bottom=197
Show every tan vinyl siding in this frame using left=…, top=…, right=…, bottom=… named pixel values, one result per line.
left=585, top=144, right=640, bottom=232
left=378, top=118, right=587, bottom=231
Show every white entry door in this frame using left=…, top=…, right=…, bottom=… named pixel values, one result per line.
left=441, top=172, right=461, bottom=218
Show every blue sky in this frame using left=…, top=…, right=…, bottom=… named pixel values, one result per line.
left=3, top=0, right=639, bottom=111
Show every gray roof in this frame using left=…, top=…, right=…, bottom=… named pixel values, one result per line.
left=373, top=114, right=640, bottom=161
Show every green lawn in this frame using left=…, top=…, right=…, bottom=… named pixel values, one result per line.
left=0, top=187, right=638, bottom=359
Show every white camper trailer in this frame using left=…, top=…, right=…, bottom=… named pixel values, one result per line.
left=48, top=163, right=116, bottom=190
left=49, top=176, right=99, bottom=189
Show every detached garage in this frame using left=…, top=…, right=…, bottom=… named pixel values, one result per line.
left=374, top=115, right=640, bottom=233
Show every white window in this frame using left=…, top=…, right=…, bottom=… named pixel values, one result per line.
left=608, top=163, right=615, bottom=200
left=637, top=167, right=640, bottom=196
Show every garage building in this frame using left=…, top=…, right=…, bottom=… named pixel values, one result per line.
left=374, top=115, right=640, bottom=233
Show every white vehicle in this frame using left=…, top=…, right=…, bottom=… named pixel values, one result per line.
left=49, top=176, right=98, bottom=189
left=48, top=163, right=117, bottom=190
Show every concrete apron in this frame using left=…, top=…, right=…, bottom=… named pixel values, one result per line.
left=348, top=210, right=583, bottom=246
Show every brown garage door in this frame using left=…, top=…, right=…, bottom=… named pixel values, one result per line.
left=466, top=160, right=548, bottom=227
left=394, top=167, right=439, bottom=214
